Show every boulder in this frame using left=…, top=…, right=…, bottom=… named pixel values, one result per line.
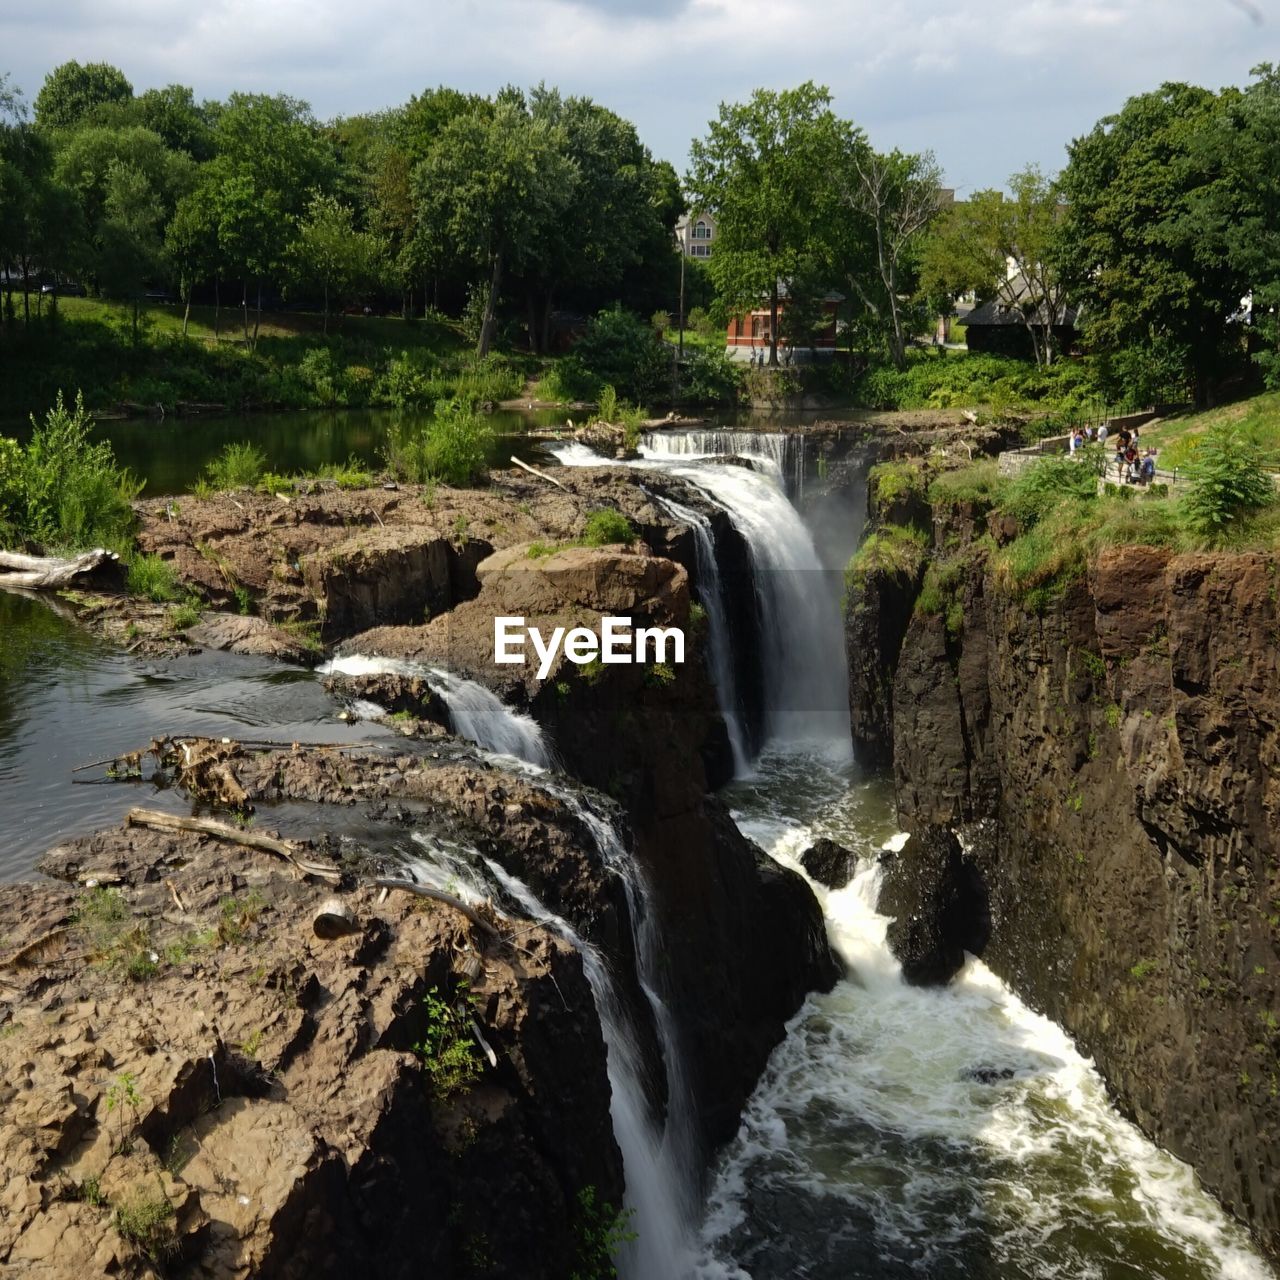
left=799, top=838, right=858, bottom=890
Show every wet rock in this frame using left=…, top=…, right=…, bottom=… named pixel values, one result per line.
left=799, top=838, right=858, bottom=889
left=877, top=826, right=990, bottom=986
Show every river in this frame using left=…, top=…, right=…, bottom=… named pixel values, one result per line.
left=0, top=413, right=1273, bottom=1278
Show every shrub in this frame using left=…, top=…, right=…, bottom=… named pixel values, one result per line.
left=1183, top=423, right=1278, bottom=539
left=681, top=347, right=742, bottom=405
left=570, top=1185, right=636, bottom=1280
left=582, top=509, right=635, bottom=547
left=413, top=985, right=483, bottom=1098
left=3, top=392, right=142, bottom=553
left=203, top=441, right=266, bottom=491
left=296, top=348, right=349, bottom=406
left=1000, top=454, right=1099, bottom=528
left=113, top=1189, right=177, bottom=1262
left=535, top=355, right=600, bottom=404
left=686, top=306, right=718, bottom=339
left=126, top=554, right=181, bottom=602
left=384, top=401, right=494, bottom=487
left=572, top=306, right=668, bottom=403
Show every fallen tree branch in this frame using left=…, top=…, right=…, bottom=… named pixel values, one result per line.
left=510, top=455, right=568, bottom=490
left=372, top=877, right=500, bottom=939
left=0, top=547, right=119, bottom=591
left=124, top=807, right=342, bottom=884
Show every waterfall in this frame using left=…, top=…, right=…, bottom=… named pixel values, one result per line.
left=406, top=820, right=695, bottom=1280
left=648, top=491, right=751, bottom=776
left=640, top=429, right=801, bottom=494
left=320, top=654, right=553, bottom=769
left=551, top=443, right=849, bottom=756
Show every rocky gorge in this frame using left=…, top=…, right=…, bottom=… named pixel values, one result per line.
left=848, top=463, right=1280, bottom=1264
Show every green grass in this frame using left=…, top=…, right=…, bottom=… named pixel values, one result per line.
left=0, top=296, right=529, bottom=421
left=113, top=1189, right=178, bottom=1262
left=1144, top=391, right=1280, bottom=472
left=845, top=524, right=929, bottom=593
left=125, top=553, right=182, bottom=602
left=202, top=441, right=267, bottom=490
left=928, top=460, right=1006, bottom=507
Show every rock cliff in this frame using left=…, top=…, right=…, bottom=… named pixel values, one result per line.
left=868, top=528, right=1280, bottom=1261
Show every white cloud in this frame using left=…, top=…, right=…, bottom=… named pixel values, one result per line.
left=0, top=0, right=1267, bottom=186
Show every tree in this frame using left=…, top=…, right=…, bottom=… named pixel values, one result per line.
left=291, top=192, right=381, bottom=332
left=1057, top=83, right=1248, bottom=404
left=413, top=97, right=573, bottom=356
left=1206, top=65, right=1280, bottom=388
left=96, top=161, right=168, bottom=340
left=834, top=145, right=944, bottom=368
left=34, top=61, right=133, bottom=131
left=687, top=83, right=844, bottom=366
left=135, top=84, right=214, bottom=160
left=209, top=93, right=336, bottom=345
left=165, top=181, right=221, bottom=335
left=922, top=167, right=1069, bottom=368
left=518, top=86, right=673, bottom=352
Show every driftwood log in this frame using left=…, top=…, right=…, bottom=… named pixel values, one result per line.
left=0, top=547, right=119, bottom=590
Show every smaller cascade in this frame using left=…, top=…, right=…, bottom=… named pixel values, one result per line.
left=405, top=824, right=693, bottom=1280
left=649, top=491, right=751, bottom=776
left=640, top=429, right=801, bottom=493
left=321, top=654, right=553, bottom=768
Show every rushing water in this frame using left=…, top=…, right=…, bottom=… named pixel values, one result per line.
left=320, top=653, right=553, bottom=768
left=694, top=749, right=1273, bottom=1280
left=402, top=796, right=697, bottom=1279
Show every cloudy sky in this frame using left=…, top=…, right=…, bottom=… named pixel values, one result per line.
left=1, top=0, right=1270, bottom=191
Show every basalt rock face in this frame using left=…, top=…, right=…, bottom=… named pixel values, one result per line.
left=881, top=541, right=1280, bottom=1261
left=2, top=775, right=621, bottom=1280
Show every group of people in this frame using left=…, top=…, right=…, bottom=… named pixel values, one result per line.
left=1067, top=422, right=1159, bottom=485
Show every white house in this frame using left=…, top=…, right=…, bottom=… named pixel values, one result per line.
left=674, top=212, right=716, bottom=260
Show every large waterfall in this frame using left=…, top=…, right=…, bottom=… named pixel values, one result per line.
left=320, top=654, right=554, bottom=768
left=552, top=443, right=850, bottom=757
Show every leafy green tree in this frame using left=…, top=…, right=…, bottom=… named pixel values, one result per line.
left=135, top=84, right=214, bottom=160
left=1206, top=64, right=1280, bottom=388
left=413, top=97, right=573, bottom=356
left=687, top=82, right=844, bottom=365
left=208, top=93, right=336, bottom=345
left=1057, top=83, right=1248, bottom=404
left=922, top=167, right=1069, bottom=367
left=34, top=61, right=133, bottom=131
left=290, top=191, right=382, bottom=331
left=96, top=160, right=169, bottom=339
left=166, top=181, right=221, bottom=335
left=833, top=145, right=944, bottom=368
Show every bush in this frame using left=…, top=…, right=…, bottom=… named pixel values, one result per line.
left=870, top=458, right=928, bottom=509
left=534, top=358, right=600, bottom=404
left=681, top=347, right=742, bottom=405
left=202, top=441, right=267, bottom=491
left=1000, top=454, right=1100, bottom=528
left=686, top=306, right=718, bottom=339
left=582, top=509, right=635, bottom=546
left=928, top=460, right=1007, bottom=507
left=573, top=306, right=668, bottom=403
left=384, top=401, right=494, bottom=487
left=113, top=1190, right=178, bottom=1262
left=1183, top=423, right=1278, bottom=538
left=1, top=392, right=142, bottom=553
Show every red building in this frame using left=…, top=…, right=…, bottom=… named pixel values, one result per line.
left=725, top=288, right=844, bottom=361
